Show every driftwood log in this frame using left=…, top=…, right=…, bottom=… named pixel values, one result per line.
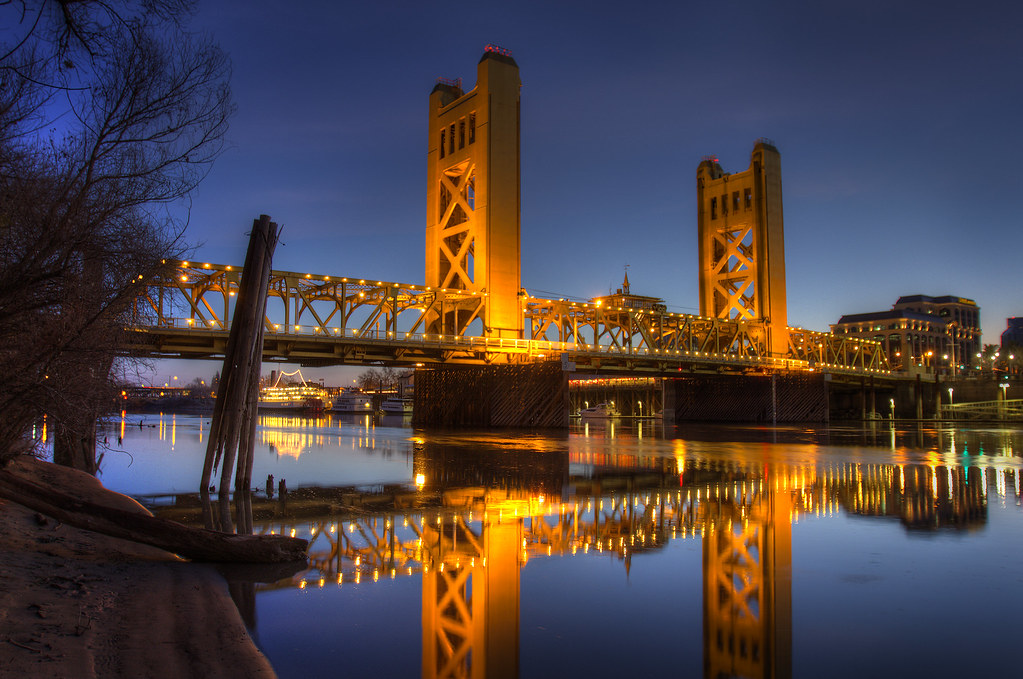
left=0, top=467, right=308, bottom=563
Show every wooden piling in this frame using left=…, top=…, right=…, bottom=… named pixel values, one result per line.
left=200, top=215, right=279, bottom=532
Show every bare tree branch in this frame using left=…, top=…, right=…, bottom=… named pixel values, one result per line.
left=0, top=0, right=232, bottom=472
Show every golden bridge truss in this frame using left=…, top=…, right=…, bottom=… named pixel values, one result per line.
left=130, top=260, right=890, bottom=375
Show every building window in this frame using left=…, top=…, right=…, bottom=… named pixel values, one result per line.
left=469, top=113, right=476, bottom=144
left=744, top=188, right=752, bottom=209
left=449, top=124, right=455, bottom=154
left=732, top=191, right=740, bottom=212
left=440, top=131, right=445, bottom=159
left=459, top=119, right=465, bottom=149
left=710, top=197, right=717, bottom=219
left=721, top=194, right=728, bottom=215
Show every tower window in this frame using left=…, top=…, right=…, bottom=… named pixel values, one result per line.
left=721, top=194, right=728, bottom=215
left=733, top=191, right=740, bottom=212
left=469, top=113, right=476, bottom=144
left=744, top=188, right=752, bottom=209
left=440, top=131, right=445, bottom=159
left=459, top=119, right=465, bottom=149
left=710, top=197, right=718, bottom=219
left=449, top=124, right=455, bottom=154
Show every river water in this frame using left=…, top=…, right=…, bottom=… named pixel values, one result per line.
left=93, top=412, right=1023, bottom=679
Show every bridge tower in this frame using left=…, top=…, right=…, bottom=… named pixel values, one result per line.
left=426, top=46, right=522, bottom=338
left=697, top=141, right=788, bottom=356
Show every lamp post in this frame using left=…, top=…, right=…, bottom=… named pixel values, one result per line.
left=1000, top=382, right=1009, bottom=420
left=947, top=387, right=954, bottom=421
left=946, top=321, right=958, bottom=377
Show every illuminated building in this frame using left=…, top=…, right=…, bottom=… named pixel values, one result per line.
left=426, top=45, right=521, bottom=338
left=697, top=140, right=788, bottom=356
left=1001, top=317, right=1023, bottom=349
left=832, top=295, right=980, bottom=374
left=588, top=270, right=666, bottom=312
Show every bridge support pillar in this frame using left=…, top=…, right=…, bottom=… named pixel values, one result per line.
left=413, top=361, right=568, bottom=428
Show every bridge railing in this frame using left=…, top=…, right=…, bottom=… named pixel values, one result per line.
left=938, top=399, right=1023, bottom=420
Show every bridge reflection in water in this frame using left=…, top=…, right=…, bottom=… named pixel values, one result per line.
left=159, top=429, right=1017, bottom=679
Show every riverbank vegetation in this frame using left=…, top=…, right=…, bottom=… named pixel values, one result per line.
left=0, top=1, right=232, bottom=471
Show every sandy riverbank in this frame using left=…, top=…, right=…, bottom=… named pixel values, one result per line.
left=0, top=455, right=278, bottom=678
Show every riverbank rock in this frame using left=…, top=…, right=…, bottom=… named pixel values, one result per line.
left=0, top=455, right=277, bottom=678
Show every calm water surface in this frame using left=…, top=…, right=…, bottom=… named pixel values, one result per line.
left=94, top=412, right=1023, bottom=679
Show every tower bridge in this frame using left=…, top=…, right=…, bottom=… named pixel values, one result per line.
left=128, top=45, right=900, bottom=424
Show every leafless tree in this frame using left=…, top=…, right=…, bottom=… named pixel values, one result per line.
left=0, top=1, right=232, bottom=471
left=356, top=368, right=382, bottom=392
left=355, top=367, right=407, bottom=392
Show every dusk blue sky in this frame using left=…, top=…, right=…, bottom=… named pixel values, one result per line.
left=157, top=0, right=1021, bottom=384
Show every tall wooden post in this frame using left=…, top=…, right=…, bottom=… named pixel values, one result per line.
left=200, top=215, right=279, bottom=532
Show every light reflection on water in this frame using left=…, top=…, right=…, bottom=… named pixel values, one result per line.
left=104, top=414, right=1023, bottom=679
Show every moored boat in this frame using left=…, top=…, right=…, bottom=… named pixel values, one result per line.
left=579, top=402, right=619, bottom=418
left=381, top=396, right=413, bottom=414
left=332, top=392, right=375, bottom=413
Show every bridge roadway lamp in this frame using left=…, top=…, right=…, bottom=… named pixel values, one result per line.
left=947, top=388, right=953, bottom=406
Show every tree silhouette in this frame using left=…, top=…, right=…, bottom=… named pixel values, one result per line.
left=0, top=1, right=232, bottom=470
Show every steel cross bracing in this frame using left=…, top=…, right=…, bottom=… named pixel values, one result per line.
left=710, top=223, right=758, bottom=320
left=131, top=261, right=890, bottom=375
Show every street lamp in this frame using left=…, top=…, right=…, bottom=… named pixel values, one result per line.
left=945, top=321, right=958, bottom=377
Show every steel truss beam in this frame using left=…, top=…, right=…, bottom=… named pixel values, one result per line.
left=129, top=261, right=891, bottom=376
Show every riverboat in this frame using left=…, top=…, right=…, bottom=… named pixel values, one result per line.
left=332, top=392, right=375, bottom=413
left=258, top=369, right=327, bottom=412
left=381, top=397, right=413, bottom=415
left=258, top=384, right=326, bottom=412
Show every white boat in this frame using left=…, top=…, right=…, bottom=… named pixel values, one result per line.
left=332, top=392, right=375, bottom=413
left=579, top=402, right=619, bottom=418
left=381, top=397, right=413, bottom=414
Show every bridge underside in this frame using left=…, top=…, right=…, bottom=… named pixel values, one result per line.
left=128, top=325, right=894, bottom=380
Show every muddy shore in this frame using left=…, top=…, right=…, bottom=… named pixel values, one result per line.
left=0, top=456, right=278, bottom=678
